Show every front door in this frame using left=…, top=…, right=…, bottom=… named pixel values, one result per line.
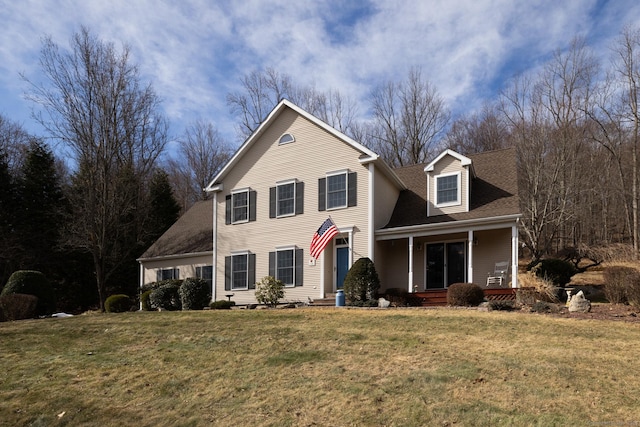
left=336, top=246, right=349, bottom=290
left=426, top=242, right=466, bottom=288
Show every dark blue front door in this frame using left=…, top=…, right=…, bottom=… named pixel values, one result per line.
left=336, top=246, right=349, bottom=289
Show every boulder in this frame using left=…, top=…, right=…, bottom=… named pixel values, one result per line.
left=568, top=290, right=591, bottom=313
left=378, top=298, right=391, bottom=308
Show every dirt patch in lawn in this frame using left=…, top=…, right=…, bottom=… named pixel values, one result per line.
left=527, top=302, right=640, bottom=323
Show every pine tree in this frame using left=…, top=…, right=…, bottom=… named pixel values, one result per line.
left=146, top=169, right=181, bottom=243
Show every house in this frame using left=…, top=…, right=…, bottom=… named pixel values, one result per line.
left=138, top=100, right=521, bottom=304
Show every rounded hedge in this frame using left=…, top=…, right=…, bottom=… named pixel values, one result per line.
left=0, top=293, right=39, bottom=321
left=447, top=283, right=484, bottom=306
left=179, top=277, right=211, bottom=310
left=149, top=283, right=182, bottom=311
left=343, top=257, right=380, bottom=305
left=105, top=294, right=132, bottom=313
left=1, top=270, right=56, bottom=315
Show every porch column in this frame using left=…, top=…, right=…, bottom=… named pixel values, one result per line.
left=320, top=250, right=325, bottom=298
left=212, top=192, right=218, bottom=302
left=467, top=230, right=474, bottom=284
left=408, top=236, right=414, bottom=292
left=511, top=224, right=518, bottom=288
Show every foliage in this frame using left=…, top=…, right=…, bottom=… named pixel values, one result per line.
left=0, top=293, right=39, bottom=321
left=446, top=283, right=484, bottom=306
left=530, top=258, right=577, bottom=287
left=105, top=294, right=133, bottom=313
left=149, top=283, right=182, bottom=311
left=1, top=270, right=56, bottom=315
left=210, top=300, right=236, bottom=310
left=140, top=290, right=153, bottom=311
left=147, top=169, right=181, bottom=242
left=178, top=277, right=211, bottom=310
left=603, top=266, right=640, bottom=307
left=518, top=270, right=562, bottom=303
left=25, top=27, right=169, bottom=312
left=343, top=258, right=381, bottom=305
left=254, top=276, right=285, bottom=307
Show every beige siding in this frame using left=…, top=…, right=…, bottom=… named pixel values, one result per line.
left=141, top=254, right=213, bottom=285
left=374, top=166, right=401, bottom=229
left=427, top=155, right=469, bottom=216
left=377, top=239, right=410, bottom=291
left=471, top=229, right=512, bottom=286
left=215, top=108, right=374, bottom=305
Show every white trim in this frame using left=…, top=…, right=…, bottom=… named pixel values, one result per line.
left=137, top=250, right=212, bottom=263
left=326, top=171, right=348, bottom=211
left=229, top=251, right=250, bottom=291
left=274, top=246, right=297, bottom=288
left=230, top=189, right=250, bottom=224
left=434, top=171, right=461, bottom=208
left=278, top=133, right=295, bottom=145
left=408, top=235, right=414, bottom=292
left=275, top=180, right=296, bottom=218
left=368, top=162, right=375, bottom=262
left=424, top=149, right=472, bottom=172
left=212, top=192, right=218, bottom=302
left=467, top=230, right=474, bottom=285
left=511, top=224, right=519, bottom=288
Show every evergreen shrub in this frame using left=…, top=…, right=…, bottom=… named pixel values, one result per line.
left=149, top=282, right=182, bottom=311
left=210, top=300, right=236, bottom=310
left=105, top=294, right=132, bottom=313
left=0, top=293, right=39, bottom=320
left=343, top=258, right=380, bottom=305
left=179, top=277, right=211, bottom=310
left=531, top=258, right=577, bottom=287
left=1, top=270, right=56, bottom=315
left=446, top=283, right=484, bottom=306
left=140, top=290, right=153, bottom=311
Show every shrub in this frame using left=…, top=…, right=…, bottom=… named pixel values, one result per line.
left=210, top=300, right=236, bottom=310
left=140, top=290, right=153, bottom=311
left=446, top=283, right=484, bottom=306
left=1, top=270, right=56, bottom=315
left=343, top=258, right=380, bottom=305
left=149, top=283, right=182, bottom=311
left=255, top=276, right=285, bottom=307
left=104, top=294, right=132, bottom=313
left=531, top=258, right=577, bottom=287
left=0, top=293, right=39, bottom=320
left=603, top=266, right=635, bottom=304
left=179, top=277, right=211, bottom=310
left=487, top=300, right=515, bottom=311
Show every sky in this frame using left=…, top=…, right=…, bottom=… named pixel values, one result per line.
left=1, top=0, right=640, bottom=156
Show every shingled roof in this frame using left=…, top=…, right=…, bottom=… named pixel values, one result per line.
left=384, top=147, right=520, bottom=229
left=139, top=199, right=213, bottom=259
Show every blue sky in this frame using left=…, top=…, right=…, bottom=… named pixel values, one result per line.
left=1, top=0, right=639, bottom=156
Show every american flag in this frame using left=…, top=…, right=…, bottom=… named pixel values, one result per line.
left=310, top=217, right=338, bottom=259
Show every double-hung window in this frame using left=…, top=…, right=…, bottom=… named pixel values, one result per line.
left=435, top=173, right=460, bottom=206
left=269, top=180, right=304, bottom=218
left=318, top=171, right=356, bottom=211
left=224, top=252, right=256, bottom=291
left=269, top=247, right=303, bottom=287
left=196, top=265, right=213, bottom=289
left=156, top=268, right=179, bottom=281
left=225, top=189, right=257, bottom=224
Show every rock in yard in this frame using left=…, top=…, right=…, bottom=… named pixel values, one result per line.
left=568, top=290, right=591, bottom=313
left=378, top=298, right=391, bottom=308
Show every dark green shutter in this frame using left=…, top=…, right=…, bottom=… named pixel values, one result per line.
left=224, top=256, right=231, bottom=291
left=269, top=187, right=276, bottom=218
left=225, top=195, right=231, bottom=224
left=318, top=178, right=326, bottom=211
left=248, top=253, right=256, bottom=289
left=348, top=172, right=357, bottom=207
left=269, top=251, right=276, bottom=278
left=295, top=248, right=303, bottom=286
left=249, top=190, right=257, bottom=222
left=295, top=182, right=304, bottom=215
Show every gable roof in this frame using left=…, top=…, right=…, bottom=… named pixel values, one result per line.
left=205, top=99, right=405, bottom=191
left=383, top=147, right=520, bottom=229
left=424, top=149, right=473, bottom=173
left=138, top=199, right=213, bottom=260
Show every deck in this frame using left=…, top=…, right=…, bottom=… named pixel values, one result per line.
left=414, top=287, right=517, bottom=307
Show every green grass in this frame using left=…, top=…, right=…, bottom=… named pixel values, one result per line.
left=1, top=308, right=640, bottom=426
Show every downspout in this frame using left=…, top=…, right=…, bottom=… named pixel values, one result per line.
left=408, top=235, right=414, bottom=292
left=212, top=192, right=218, bottom=301
left=368, top=163, right=375, bottom=262
left=467, top=230, right=474, bottom=284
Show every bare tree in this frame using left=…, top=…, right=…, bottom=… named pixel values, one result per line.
left=369, top=67, right=450, bottom=167
left=23, top=27, right=169, bottom=310
left=444, top=102, right=511, bottom=155
left=0, top=114, right=32, bottom=174
left=168, top=120, right=233, bottom=211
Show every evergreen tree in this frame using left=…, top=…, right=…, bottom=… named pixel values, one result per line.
left=147, top=169, right=181, bottom=243
left=0, top=151, right=18, bottom=287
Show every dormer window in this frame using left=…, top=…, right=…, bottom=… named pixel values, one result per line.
left=435, top=172, right=461, bottom=207
left=279, top=133, right=295, bottom=145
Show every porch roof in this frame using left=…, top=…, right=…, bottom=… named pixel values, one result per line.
left=383, top=147, right=520, bottom=229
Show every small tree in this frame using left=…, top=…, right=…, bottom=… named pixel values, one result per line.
left=343, top=258, right=380, bottom=305
left=254, top=276, right=284, bottom=308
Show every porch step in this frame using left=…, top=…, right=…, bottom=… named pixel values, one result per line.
left=309, top=293, right=337, bottom=306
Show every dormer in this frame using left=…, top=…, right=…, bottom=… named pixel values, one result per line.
left=424, top=149, right=475, bottom=217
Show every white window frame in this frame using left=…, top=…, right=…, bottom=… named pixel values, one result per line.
left=231, top=188, right=250, bottom=224
left=230, top=251, right=250, bottom=290
left=279, top=133, right=295, bottom=145
left=156, top=268, right=179, bottom=281
left=326, top=170, right=348, bottom=210
left=275, top=246, right=296, bottom=288
left=435, top=172, right=461, bottom=207
left=276, top=179, right=296, bottom=218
